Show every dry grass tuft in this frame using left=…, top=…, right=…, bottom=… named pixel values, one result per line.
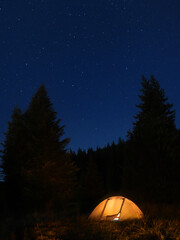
left=31, top=217, right=180, bottom=240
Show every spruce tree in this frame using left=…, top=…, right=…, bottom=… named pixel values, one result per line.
left=1, top=85, right=77, bottom=214
left=1, top=108, right=25, bottom=213
left=124, top=76, right=178, bottom=202
left=128, top=75, right=176, bottom=144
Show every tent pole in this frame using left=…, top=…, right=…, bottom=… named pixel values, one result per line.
left=118, top=198, right=125, bottom=220
left=99, top=198, right=109, bottom=220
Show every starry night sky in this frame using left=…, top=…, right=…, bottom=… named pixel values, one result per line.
left=1, top=0, right=180, bottom=152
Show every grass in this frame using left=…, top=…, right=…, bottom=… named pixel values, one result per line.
left=22, top=216, right=180, bottom=240
left=1, top=203, right=180, bottom=240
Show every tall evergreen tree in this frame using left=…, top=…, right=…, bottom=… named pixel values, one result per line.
left=128, top=75, right=176, bottom=144
left=1, top=85, right=77, bottom=214
left=124, top=76, right=178, bottom=202
left=1, top=107, right=25, bottom=212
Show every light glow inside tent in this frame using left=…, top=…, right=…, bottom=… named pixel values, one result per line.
left=113, top=212, right=120, bottom=221
left=89, top=196, right=143, bottom=221
left=103, top=198, right=123, bottom=217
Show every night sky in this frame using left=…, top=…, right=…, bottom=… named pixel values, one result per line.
left=1, top=0, right=180, bottom=152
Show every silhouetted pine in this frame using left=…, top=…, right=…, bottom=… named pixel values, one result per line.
left=76, top=148, right=88, bottom=177
left=124, top=76, right=178, bottom=202
left=1, top=107, right=25, bottom=213
left=1, top=85, right=77, bottom=214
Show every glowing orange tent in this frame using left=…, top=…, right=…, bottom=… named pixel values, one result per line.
left=89, top=196, right=143, bottom=221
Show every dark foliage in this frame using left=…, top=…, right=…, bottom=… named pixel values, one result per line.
left=1, top=85, right=77, bottom=216
left=0, top=77, right=180, bottom=239
left=124, top=76, right=179, bottom=202
left=72, top=138, right=125, bottom=213
left=73, top=76, right=180, bottom=209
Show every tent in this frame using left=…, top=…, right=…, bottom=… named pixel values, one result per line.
left=89, top=196, right=143, bottom=221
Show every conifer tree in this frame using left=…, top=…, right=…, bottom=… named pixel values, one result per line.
left=124, top=76, right=178, bottom=202
left=1, top=108, right=25, bottom=212
left=128, top=75, right=176, bottom=144
left=1, top=85, right=77, bottom=214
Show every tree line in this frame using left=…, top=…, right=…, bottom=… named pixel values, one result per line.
left=0, top=75, right=180, bottom=219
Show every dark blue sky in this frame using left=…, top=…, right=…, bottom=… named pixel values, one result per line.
left=1, top=0, right=180, bottom=152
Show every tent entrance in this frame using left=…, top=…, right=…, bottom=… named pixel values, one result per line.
left=100, top=197, right=125, bottom=221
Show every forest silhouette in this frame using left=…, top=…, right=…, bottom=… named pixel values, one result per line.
left=0, top=76, right=180, bottom=238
